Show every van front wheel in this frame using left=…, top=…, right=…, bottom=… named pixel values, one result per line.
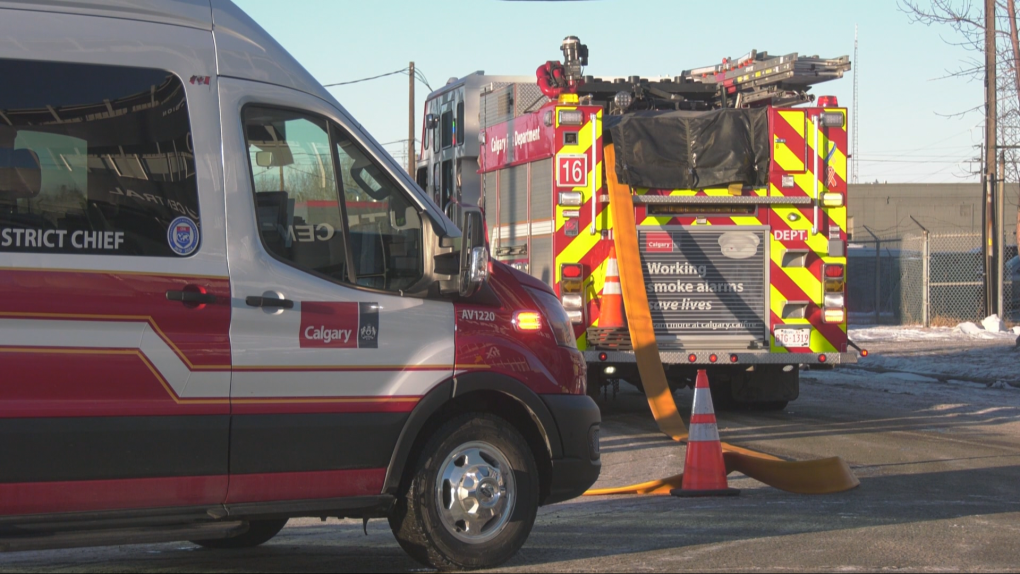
left=389, top=413, right=539, bottom=570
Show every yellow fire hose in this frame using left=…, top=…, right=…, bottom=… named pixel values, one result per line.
left=584, top=145, right=858, bottom=496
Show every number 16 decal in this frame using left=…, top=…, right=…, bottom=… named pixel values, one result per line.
left=556, top=154, right=588, bottom=188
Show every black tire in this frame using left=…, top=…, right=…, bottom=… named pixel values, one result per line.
left=389, top=413, right=539, bottom=570
left=708, top=376, right=741, bottom=411
left=586, top=371, right=604, bottom=400
left=191, top=519, right=288, bottom=549
left=749, top=400, right=789, bottom=412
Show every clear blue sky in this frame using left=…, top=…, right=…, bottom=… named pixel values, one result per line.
left=234, top=0, right=986, bottom=184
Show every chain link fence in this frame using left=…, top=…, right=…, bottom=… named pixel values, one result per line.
left=848, top=232, right=1018, bottom=327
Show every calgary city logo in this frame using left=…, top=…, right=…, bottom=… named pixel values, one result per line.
left=359, top=323, right=378, bottom=342
left=300, top=302, right=379, bottom=349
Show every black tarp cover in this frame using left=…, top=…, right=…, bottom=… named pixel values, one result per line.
left=607, top=108, right=769, bottom=190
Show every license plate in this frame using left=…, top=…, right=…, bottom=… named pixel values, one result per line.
left=775, top=328, right=811, bottom=348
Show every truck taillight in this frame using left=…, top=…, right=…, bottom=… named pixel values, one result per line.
left=823, top=264, right=845, bottom=292
left=824, top=293, right=845, bottom=309
left=823, top=308, right=846, bottom=324
left=561, top=293, right=584, bottom=310
left=822, top=264, right=846, bottom=324
left=821, top=192, right=844, bottom=207
left=560, top=263, right=584, bottom=324
left=824, top=264, right=844, bottom=278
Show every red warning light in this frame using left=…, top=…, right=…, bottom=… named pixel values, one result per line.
left=709, top=354, right=718, bottom=363
left=688, top=354, right=697, bottom=363
left=819, top=354, right=827, bottom=363
left=824, top=264, right=845, bottom=278
left=561, top=264, right=583, bottom=279
left=730, top=355, right=739, bottom=363
left=599, top=352, right=608, bottom=362
left=861, top=349, right=869, bottom=357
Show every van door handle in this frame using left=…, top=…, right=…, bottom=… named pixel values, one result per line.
left=245, top=296, right=294, bottom=310
left=166, top=289, right=217, bottom=305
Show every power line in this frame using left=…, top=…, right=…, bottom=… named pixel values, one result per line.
left=323, top=68, right=407, bottom=87
left=323, top=67, right=433, bottom=92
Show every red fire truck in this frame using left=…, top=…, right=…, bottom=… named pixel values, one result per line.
left=419, top=37, right=859, bottom=410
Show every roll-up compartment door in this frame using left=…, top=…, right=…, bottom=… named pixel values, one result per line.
left=498, top=164, right=528, bottom=245
left=484, top=170, right=499, bottom=247
left=530, top=235, right=553, bottom=286
left=530, top=158, right=553, bottom=222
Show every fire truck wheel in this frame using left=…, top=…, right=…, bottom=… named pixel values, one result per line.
left=389, top=413, right=539, bottom=571
left=749, top=400, right=789, bottom=411
left=707, top=377, right=740, bottom=411
left=191, top=519, right=288, bottom=549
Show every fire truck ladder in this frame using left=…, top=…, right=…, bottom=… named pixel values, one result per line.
left=682, top=51, right=852, bottom=108
left=578, top=51, right=850, bottom=110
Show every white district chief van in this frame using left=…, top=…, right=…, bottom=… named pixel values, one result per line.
left=0, top=1, right=601, bottom=569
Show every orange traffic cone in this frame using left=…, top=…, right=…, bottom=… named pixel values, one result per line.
left=671, top=370, right=739, bottom=497
left=600, top=245, right=626, bottom=328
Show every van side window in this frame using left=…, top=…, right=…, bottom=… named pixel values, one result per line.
left=0, top=59, right=200, bottom=257
left=441, top=111, right=453, bottom=149
left=334, top=127, right=423, bottom=292
left=441, top=160, right=454, bottom=210
left=456, top=102, right=465, bottom=147
left=243, top=107, right=349, bottom=283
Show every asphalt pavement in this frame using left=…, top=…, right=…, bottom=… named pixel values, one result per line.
left=2, top=335, right=1019, bottom=572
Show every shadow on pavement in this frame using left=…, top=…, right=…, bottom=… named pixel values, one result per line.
left=507, top=463, right=1020, bottom=570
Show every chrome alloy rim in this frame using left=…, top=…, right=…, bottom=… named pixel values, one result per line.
left=435, top=440, right=516, bottom=544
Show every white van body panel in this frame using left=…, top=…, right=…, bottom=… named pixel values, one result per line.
left=218, top=78, right=456, bottom=399
left=0, top=0, right=213, bottom=30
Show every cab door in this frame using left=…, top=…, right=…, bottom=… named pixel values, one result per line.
left=218, top=79, right=455, bottom=504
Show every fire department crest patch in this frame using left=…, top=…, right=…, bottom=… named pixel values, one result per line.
left=167, top=216, right=199, bottom=256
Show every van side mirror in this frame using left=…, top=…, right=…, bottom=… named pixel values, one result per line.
left=0, top=148, right=42, bottom=199
left=459, top=207, right=488, bottom=298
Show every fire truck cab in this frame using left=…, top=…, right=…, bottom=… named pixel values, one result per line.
left=420, top=37, right=859, bottom=410
left=0, top=4, right=600, bottom=570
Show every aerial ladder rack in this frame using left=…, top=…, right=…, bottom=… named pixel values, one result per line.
left=576, top=50, right=851, bottom=111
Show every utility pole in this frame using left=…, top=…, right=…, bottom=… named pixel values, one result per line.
left=998, top=149, right=1005, bottom=317
left=408, top=61, right=416, bottom=177
left=983, top=0, right=997, bottom=317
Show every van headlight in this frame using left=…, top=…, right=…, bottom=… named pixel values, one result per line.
left=524, top=286, right=577, bottom=348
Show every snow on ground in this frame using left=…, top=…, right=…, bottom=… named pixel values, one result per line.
left=826, top=322, right=1020, bottom=391
left=849, top=324, right=1018, bottom=343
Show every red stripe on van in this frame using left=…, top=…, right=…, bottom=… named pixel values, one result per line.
left=0, top=476, right=228, bottom=515
left=0, top=469, right=384, bottom=515
left=0, top=269, right=232, bottom=368
left=0, top=349, right=227, bottom=418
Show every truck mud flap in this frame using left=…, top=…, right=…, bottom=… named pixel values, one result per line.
left=588, top=144, right=857, bottom=496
